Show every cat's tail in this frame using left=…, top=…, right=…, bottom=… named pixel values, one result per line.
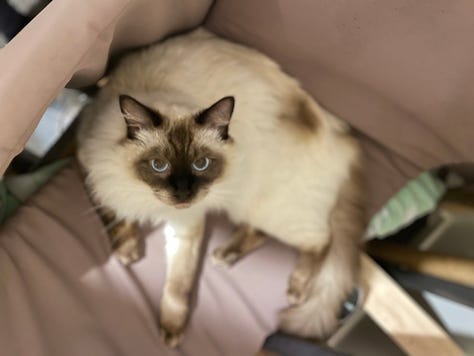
left=279, top=162, right=365, bottom=340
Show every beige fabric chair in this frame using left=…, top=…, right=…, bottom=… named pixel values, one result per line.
left=0, top=164, right=296, bottom=356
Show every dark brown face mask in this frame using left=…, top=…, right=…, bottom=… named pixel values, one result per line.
left=118, top=94, right=234, bottom=207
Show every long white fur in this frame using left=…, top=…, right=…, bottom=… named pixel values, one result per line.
left=77, top=28, right=359, bottom=338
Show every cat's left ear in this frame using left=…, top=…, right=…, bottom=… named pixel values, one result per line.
left=119, top=94, right=162, bottom=139
left=196, top=96, right=234, bottom=140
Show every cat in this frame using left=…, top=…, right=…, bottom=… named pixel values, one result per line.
left=77, top=28, right=365, bottom=348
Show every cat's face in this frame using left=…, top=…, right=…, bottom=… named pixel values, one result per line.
left=119, top=95, right=234, bottom=209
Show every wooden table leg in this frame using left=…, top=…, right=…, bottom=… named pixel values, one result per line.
left=360, top=254, right=463, bottom=356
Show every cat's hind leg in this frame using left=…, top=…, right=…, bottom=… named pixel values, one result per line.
left=279, top=163, right=365, bottom=339
left=287, top=250, right=326, bottom=306
left=211, top=224, right=268, bottom=267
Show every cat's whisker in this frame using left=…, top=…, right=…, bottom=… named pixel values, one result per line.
left=104, top=218, right=121, bottom=231
left=81, top=204, right=106, bottom=216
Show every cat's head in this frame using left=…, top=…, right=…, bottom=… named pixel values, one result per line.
left=118, top=94, right=234, bottom=209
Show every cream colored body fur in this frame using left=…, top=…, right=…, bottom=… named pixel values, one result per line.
left=78, top=29, right=362, bottom=344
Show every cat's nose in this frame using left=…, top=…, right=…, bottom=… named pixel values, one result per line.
left=173, top=177, right=192, bottom=200
left=175, top=190, right=192, bottom=200
left=175, top=177, right=191, bottom=191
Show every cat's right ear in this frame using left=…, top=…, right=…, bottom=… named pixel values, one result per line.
left=195, top=96, right=235, bottom=140
left=119, top=95, right=162, bottom=139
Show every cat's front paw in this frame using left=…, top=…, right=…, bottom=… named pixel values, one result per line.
left=114, top=236, right=145, bottom=266
left=159, top=297, right=189, bottom=348
left=211, top=246, right=240, bottom=268
left=159, top=325, right=184, bottom=348
left=109, top=221, right=144, bottom=266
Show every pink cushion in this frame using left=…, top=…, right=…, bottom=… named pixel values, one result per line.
left=205, top=0, right=474, bottom=215
left=0, top=164, right=296, bottom=355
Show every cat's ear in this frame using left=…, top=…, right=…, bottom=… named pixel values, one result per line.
left=196, top=96, right=234, bottom=140
left=119, top=95, right=162, bottom=139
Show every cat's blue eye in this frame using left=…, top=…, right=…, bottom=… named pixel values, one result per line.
left=150, top=159, right=170, bottom=173
left=192, top=157, right=210, bottom=172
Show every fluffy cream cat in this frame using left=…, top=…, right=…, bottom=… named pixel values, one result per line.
left=77, top=28, right=365, bottom=347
